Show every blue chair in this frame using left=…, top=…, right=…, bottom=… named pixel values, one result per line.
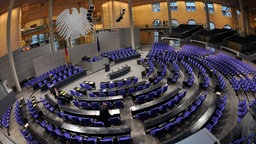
left=81, top=118, right=92, bottom=126
left=54, top=128, right=64, bottom=137
left=154, top=89, right=162, bottom=98
left=64, top=131, right=71, bottom=140
left=125, top=79, right=131, bottom=86
left=91, top=102, right=100, bottom=109
left=162, top=84, right=168, bottom=93
left=159, top=103, right=168, bottom=113
left=100, top=83, right=106, bottom=90
left=89, top=92, right=96, bottom=97
left=150, top=127, right=165, bottom=137
left=136, top=85, right=143, bottom=91
left=117, top=135, right=132, bottom=144
left=99, top=137, right=114, bottom=144
left=205, top=123, right=214, bottom=131
left=73, top=100, right=80, bottom=108
left=108, top=82, right=115, bottom=89
left=127, top=87, right=135, bottom=94
left=135, top=111, right=148, bottom=121
left=93, top=121, right=104, bottom=127
left=175, top=116, right=183, bottom=124
left=109, top=116, right=121, bottom=125
left=117, top=81, right=123, bottom=88
left=164, top=120, right=177, bottom=131
left=108, top=91, right=116, bottom=96
left=167, top=100, right=175, bottom=108
left=118, top=89, right=126, bottom=96
left=144, top=82, right=151, bottom=89
left=114, top=100, right=123, bottom=108
left=83, top=137, right=97, bottom=144
left=148, top=107, right=159, bottom=117
left=81, top=102, right=90, bottom=109
left=133, top=77, right=139, bottom=84
left=135, top=95, right=145, bottom=104
left=146, top=92, right=155, bottom=101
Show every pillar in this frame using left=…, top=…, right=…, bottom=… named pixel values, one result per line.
left=49, top=0, right=54, bottom=52
left=238, top=0, right=247, bottom=37
left=166, top=0, right=172, bottom=33
left=205, top=1, right=210, bottom=31
left=128, top=0, right=135, bottom=49
left=7, top=0, right=21, bottom=92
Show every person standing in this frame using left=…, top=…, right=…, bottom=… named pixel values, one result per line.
left=99, top=103, right=110, bottom=127
left=163, top=20, right=166, bottom=27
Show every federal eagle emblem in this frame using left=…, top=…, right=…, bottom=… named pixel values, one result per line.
left=56, top=7, right=93, bottom=39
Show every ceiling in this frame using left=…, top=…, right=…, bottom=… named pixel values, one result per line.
left=0, top=0, right=255, bottom=15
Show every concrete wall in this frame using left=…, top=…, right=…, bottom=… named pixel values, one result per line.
left=0, top=44, right=51, bottom=87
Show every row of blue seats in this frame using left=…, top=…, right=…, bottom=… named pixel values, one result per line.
left=0, top=106, right=12, bottom=129
left=25, top=64, right=71, bottom=87
left=46, top=68, right=83, bottom=89
left=149, top=94, right=207, bottom=138
left=20, top=128, right=40, bottom=144
left=134, top=90, right=187, bottom=121
left=205, top=95, right=227, bottom=131
left=134, top=85, right=168, bottom=104
left=237, top=99, right=248, bottom=123
left=100, top=77, right=139, bottom=90
left=15, top=99, right=25, bottom=126
left=33, top=110, right=131, bottom=144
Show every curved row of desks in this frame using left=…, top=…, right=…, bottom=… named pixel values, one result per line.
left=130, top=88, right=181, bottom=116
left=143, top=90, right=201, bottom=131
left=108, top=66, right=131, bottom=80
left=161, top=93, right=219, bottom=144
left=19, top=98, right=131, bottom=142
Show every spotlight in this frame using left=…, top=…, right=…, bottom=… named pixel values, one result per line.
left=116, top=8, right=126, bottom=23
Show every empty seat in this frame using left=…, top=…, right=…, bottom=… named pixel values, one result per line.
left=135, top=95, right=145, bottom=104
left=148, top=107, right=159, bottom=117
left=91, top=102, right=100, bottom=109
left=150, top=127, right=165, bottom=137
left=114, top=100, right=123, bottom=108
left=109, top=116, right=121, bottom=125
left=117, top=135, right=132, bottom=144
left=84, top=137, right=97, bottom=144
left=164, top=121, right=177, bottom=131
left=99, top=137, right=114, bottom=144
left=92, top=121, right=104, bottom=127
left=135, top=111, right=148, bottom=121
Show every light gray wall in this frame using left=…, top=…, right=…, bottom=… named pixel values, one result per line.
left=0, top=28, right=141, bottom=87
left=0, top=44, right=51, bottom=87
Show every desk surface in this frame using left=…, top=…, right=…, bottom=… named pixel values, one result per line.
left=62, top=123, right=131, bottom=136
left=130, top=88, right=181, bottom=113
left=101, top=76, right=135, bottom=85
left=61, top=106, right=120, bottom=117
left=75, top=95, right=123, bottom=102
left=109, top=66, right=131, bottom=80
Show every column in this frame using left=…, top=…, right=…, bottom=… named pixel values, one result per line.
left=48, top=0, right=54, bottom=52
left=205, top=1, right=210, bottom=31
left=166, top=0, right=172, bottom=33
left=128, top=0, right=135, bottom=49
left=111, top=1, right=115, bottom=29
left=7, top=0, right=21, bottom=92
left=238, top=0, right=247, bottom=37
